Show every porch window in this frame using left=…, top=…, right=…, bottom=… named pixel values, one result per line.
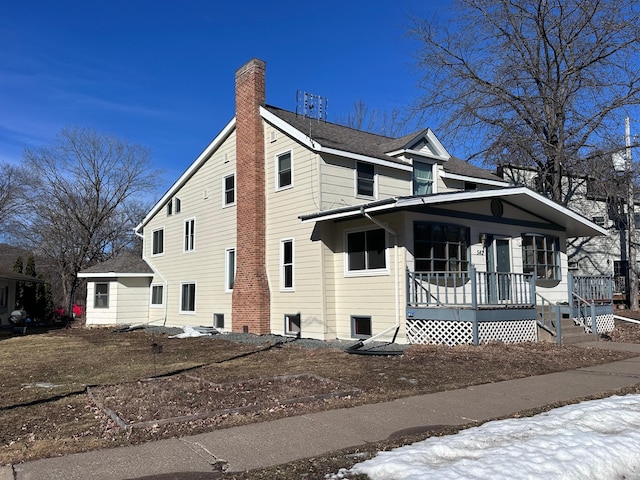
left=413, top=222, right=469, bottom=273
left=94, top=283, right=109, bottom=309
left=413, top=161, right=433, bottom=195
left=351, top=315, right=372, bottom=339
left=346, top=228, right=386, bottom=273
left=522, top=234, right=560, bottom=280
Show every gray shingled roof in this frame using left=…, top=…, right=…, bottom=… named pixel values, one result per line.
left=264, top=106, right=504, bottom=183
left=0, top=270, right=46, bottom=283
left=80, top=254, right=153, bottom=275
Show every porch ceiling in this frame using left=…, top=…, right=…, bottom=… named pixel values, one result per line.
left=299, top=187, right=607, bottom=238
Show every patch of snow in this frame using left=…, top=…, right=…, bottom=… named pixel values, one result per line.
left=169, top=326, right=212, bottom=338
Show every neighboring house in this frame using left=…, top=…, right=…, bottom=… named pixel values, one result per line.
left=497, top=164, right=636, bottom=301
left=79, top=58, right=613, bottom=345
left=0, top=270, right=45, bottom=328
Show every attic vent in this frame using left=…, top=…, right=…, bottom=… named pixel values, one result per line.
left=270, top=131, right=278, bottom=142
left=223, top=152, right=229, bottom=163
left=202, top=189, right=209, bottom=199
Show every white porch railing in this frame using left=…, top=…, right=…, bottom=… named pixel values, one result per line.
left=407, top=267, right=535, bottom=308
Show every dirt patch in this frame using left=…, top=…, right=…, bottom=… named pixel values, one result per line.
left=88, top=374, right=360, bottom=430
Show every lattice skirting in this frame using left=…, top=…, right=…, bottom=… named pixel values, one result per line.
left=578, top=314, right=615, bottom=334
left=406, top=319, right=537, bottom=346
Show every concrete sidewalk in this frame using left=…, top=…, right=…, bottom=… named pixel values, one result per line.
left=3, top=341, right=640, bottom=480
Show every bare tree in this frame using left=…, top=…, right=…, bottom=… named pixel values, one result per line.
left=0, top=163, right=24, bottom=234
left=336, top=99, right=409, bottom=137
left=17, top=127, right=159, bottom=317
left=409, top=0, right=640, bottom=206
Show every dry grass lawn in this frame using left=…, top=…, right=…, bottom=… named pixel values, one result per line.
left=1, top=322, right=639, bottom=474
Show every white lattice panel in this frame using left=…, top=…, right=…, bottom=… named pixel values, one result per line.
left=596, top=314, right=615, bottom=333
left=407, top=319, right=474, bottom=346
left=478, top=320, right=537, bottom=343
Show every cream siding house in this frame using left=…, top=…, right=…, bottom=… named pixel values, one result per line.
left=80, top=58, right=614, bottom=346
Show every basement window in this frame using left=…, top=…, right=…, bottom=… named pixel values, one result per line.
left=284, top=313, right=301, bottom=336
left=214, top=313, right=224, bottom=329
left=351, top=315, right=372, bottom=339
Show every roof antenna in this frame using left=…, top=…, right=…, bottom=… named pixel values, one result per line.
left=296, top=90, right=328, bottom=122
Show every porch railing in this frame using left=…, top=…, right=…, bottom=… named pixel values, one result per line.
left=407, top=267, right=535, bottom=308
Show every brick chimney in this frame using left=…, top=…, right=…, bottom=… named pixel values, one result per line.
left=232, top=59, right=271, bottom=334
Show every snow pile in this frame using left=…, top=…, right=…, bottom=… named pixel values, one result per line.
left=347, top=394, right=640, bottom=479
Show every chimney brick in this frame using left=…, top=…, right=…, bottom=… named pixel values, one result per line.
left=232, top=59, right=271, bottom=334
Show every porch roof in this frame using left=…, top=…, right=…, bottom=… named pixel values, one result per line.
left=299, top=187, right=608, bottom=238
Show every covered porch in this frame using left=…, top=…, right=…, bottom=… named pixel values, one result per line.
left=406, top=269, right=614, bottom=345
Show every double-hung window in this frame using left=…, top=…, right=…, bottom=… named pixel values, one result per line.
left=522, top=234, right=560, bottom=280
left=346, top=228, right=386, bottom=274
left=94, top=283, right=109, bottom=308
left=184, top=218, right=195, bottom=252
left=276, top=151, right=292, bottom=189
left=180, top=282, right=196, bottom=313
left=356, top=162, right=375, bottom=198
left=223, top=174, right=235, bottom=206
left=413, top=161, right=433, bottom=195
left=152, top=228, right=164, bottom=255
left=413, top=222, right=469, bottom=273
left=150, top=284, right=164, bottom=307
left=281, top=239, right=294, bottom=290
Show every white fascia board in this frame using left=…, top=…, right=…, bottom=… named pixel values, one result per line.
left=77, top=272, right=153, bottom=279
left=385, top=148, right=449, bottom=162
left=260, top=107, right=412, bottom=173
left=441, top=171, right=511, bottom=187
left=135, top=118, right=236, bottom=233
left=425, top=129, right=451, bottom=159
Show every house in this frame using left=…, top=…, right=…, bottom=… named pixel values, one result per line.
left=79, top=58, right=614, bottom=345
left=0, top=270, right=45, bottom=329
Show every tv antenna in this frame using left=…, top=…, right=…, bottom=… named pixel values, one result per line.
left=296, top=90, right=328, bottom=122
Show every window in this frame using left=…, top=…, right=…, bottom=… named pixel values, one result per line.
left=284, top=313, right=301, bottom=336
left=413, top=161, right=433, bottom=195
left=152, top=228, right=164, bottom=255
left=276, top=151, right=292, bottom=189
left=184, top=219, right=195, bottom=252
left=464, top=181, right=477, bottom=191
left=414, top=222, right=469, bottom=273
left=346, top=228, right=386, bottom=273
left=214, top=313, right=225, bottom=329
left=180, top=282, right=196, bottom=312
left=522, top=234, right=560, bottom=280
left=224, top=174, right=235, bottom=206
left=0, top=285, right=8, bottom=308
left=150, top=285, right=164, bottom=306
left=174, top=198, right=181, bottom=214
left=166, top=201, right=172, bottom=216
left=94, top=283, right=109, bottom=309
left=225, top=248, right=236, bottom=291
left=356, top=162, right=375, bottom=197
left=281, top=239, right=294, bottom=290
left=351, top=316, right=372, bottom=339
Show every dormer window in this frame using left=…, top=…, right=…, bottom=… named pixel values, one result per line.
left=356, top=162, right=375, bottom=198
left=413, top=161, right=434, bottom=195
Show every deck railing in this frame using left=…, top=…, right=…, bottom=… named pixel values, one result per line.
left=407, top=268, right=535, bottom=308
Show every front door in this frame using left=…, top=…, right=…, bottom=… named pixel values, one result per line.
left=486, top=237, right=512, bottom=302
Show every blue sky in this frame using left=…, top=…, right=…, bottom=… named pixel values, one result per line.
left=1, top=0, right=449, bottom=195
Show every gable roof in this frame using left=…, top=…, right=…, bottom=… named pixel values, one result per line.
left=0, top=270, right=46, bottom=283
left=299, top=186, right=608, bottom=238
left=78, top=254, right=153, bottom=278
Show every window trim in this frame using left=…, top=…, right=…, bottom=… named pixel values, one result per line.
left=412, top=160, right=435, bottom=196
left=280, top=238, right=294, bottom=291
left=179, top=281, right=196, bottom=314
left=225, top=247, right=236, bottom=292
left=351, top=315, right=372, bottom=339
left=275, top=150, right=293, bottom=191
left=355, top=161, right=376, bottom=199
left=150, top=283, right=164, bottom=308
left=413, top=222, right=470, bottom=274
left=174, top=197, right=181, bottom=214
left=223, top=173, right=236, bottom=207
left=94, top=282, right=109, bottom=309
left=214, top=313, right=225, bottom=329
left=344, top=227, right=389, bottom=277
left=184, top=218, right=196, bottom=253
left=151, top=228, right=164, bottom=256
left=284, top=313, right=301, bottom=337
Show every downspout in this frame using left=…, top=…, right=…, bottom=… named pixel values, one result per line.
left=350, top=207, right=401, bottom=348
left=135, top=228, right=168, bottom=326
